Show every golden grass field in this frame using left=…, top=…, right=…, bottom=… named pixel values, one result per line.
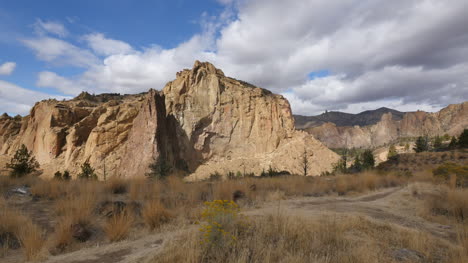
left=0, top=150, right=467, bottom=263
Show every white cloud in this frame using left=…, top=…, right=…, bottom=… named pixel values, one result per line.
left=34, top=19, right=68, bottom=37
left=36, top=32, right=216, bottom=96
left=19, top=1, right=468, bottom=116
left=22, top=37, right=98, bottom=68
left=84, top=33, right=134, bottom=56
left=37, top=71, right=84, bottom=95
left=0, top=62, right=16, bottom=75
left=0, top=80, right=69, bottom=115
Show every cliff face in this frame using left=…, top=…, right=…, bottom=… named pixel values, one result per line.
left=0, top=61, right=339, bottom=179
left=305, top=102, right=468, bottom=149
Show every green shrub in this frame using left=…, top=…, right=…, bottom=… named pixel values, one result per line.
left=54, top=171, right=63, bottom=180
left=78, top=161, right=97, bottom=180
left=146, top=158, right=171, bottom=180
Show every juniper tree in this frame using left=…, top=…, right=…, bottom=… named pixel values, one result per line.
left=78, top=161, right=97, bottom=180
left=414, top=136, right=429, bottom=153
left=6, top=144, right=39, bottom=177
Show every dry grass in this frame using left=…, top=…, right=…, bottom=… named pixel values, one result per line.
left=142, top=200, right=173, bottom=230
left=0, top=198, right=44, bottom=261
left=425, top=186, right=468, bottom=222
left=104, top=209, right=134, bottom=242
left=155, top=212, right=461, bottom=263
left=50, top=216, right=74, bottom=252
left=105, top=176, right=128, bottom=195
left=18, top=221, right=44, bottom=261
left=1, top=163, right=465, bottom=261
left=30, top=179, right=67, bottom=199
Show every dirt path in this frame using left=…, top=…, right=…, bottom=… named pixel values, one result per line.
left=43, top=229, right=177, bottom=263
left=245, top=185, right=455, bottom=242
left=42, top=184, right=455, bottom=263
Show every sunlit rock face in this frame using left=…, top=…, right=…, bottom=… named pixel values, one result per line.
left=0, top=61, right=339, bottom=179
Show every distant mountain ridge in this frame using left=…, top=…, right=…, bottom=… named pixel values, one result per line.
left=299, top=102, right=468, bottom=149
left=294, top=107, right=405, bottom=129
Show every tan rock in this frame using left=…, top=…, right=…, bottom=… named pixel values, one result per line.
left=305, top=102, right=468, bottom=149
left=0, top=61, right=340, bottom=179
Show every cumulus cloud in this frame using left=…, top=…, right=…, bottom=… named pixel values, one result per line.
left=34, top=19, right=68, bottom=37
left=0, top=62, right=16, bottom=75
left=19, top=0, right=468, bottom=115
left=83, top=33, right=134, bottom=56
left=37, top=71, right=85, bottom=95
left=0, top=80, right=69, bottom=115
left=22, top=37, right=98, bottom=68
left=33, top=32, right=216, bottom=96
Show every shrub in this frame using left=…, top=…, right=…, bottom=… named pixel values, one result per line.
left=78, top=161, right=97, bottom=180
left=6, top=144, right=39, bottom=177
left=199, top=200, right=240, bottom=247
left=388, top=145, right=398, bottom=160
left=54, top=170, right=71, bottom=180
left=54, top=171, right=62, bottom=180
left=146, top=158, right=172, bottom=180
left=433, top=163, right=468, bottom=187
left=63, top=170, right=71, bottom=180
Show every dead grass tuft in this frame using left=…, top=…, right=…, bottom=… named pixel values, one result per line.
left=142, top=200, right=173, bottom=230
left=104, top=209, right=133, bottom=242
left=0, top=199, right=44, bottom=261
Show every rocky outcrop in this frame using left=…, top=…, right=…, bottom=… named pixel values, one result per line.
left=0, top=61, right=339, bottom=179
left=294, top=107, right=405, bottom=129
left=305, top=102, right=468, bottom=149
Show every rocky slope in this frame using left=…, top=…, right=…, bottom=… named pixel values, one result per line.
left=304, top=102, right=468, bottom=149
left=294, top=107, right=405, bottom=129
left=0, top=61, right=339, bottom=179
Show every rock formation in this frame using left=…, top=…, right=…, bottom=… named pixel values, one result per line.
left=294, top=107, right=405, bottom=129
left=304, top=102, right=468, bottom=149
left=0, top=61, right=339, bottom=179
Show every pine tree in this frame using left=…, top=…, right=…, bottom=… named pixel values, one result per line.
left=349, top=155, right=362, bottom=173
left=6, top=144, right=39, bottom=177
left=414, top=136, right=429, bottom=153
left=448, top=136, right=458, bottom=149
left=433, top=136, right=443, bottom=150
left=361, top=149, right=375, bottom=170
left=78, top=161, right=97, bottom=180
left=458, top=129, right=468, bottom=148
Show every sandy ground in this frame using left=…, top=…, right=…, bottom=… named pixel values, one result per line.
left=28, top=183, right=454, bottom=263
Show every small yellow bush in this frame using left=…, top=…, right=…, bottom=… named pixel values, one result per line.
left=199, top=200, right=240, bottom=246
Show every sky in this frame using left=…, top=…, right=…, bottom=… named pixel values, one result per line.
left=0, top=0, right=467, bottom=116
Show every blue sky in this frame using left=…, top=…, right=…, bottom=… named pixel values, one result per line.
left=0, top=0, right=225, bottom=95
left=1, top=0, right=467, bottom=116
